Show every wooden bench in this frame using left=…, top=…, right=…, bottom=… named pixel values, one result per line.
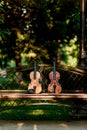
left=0, top=90, right=87, bottom=101
left=0, top=92, right=87, bottom=100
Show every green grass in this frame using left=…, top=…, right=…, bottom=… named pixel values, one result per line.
left=0, top=105, right=71, bottom=121
left=0, top=100, right=73, bottom=121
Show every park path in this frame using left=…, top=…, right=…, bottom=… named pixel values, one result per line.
left=0, top=120, right=87, bottom=130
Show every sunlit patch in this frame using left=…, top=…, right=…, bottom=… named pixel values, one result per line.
left=28, top=50, right=36, bottom=58
left=8, top=60, right=16, bottom=67
left=17, top=122, right=24, bottom=130
left=58, top=123, right=69, bottom=130
left=17, top=122, right=24, bottom=127
left=17, top=31, right=25, bottom=41
left=34, top=124, right=38, bottom=130
left=30, top=110, right=44, bottom=115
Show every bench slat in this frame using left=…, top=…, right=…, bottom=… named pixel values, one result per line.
left=0, top=93, right=87, bottom=100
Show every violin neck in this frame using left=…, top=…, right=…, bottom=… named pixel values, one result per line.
left=34, top=61, right=36, bottom=79
left=53, top=61, right=56, bottom=80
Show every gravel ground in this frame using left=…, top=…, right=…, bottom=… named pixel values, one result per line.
left=0, top=120, right=87, bottom=130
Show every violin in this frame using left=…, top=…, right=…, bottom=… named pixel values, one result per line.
left=28, top=58, right=42, bottom=94
left=48, top=58, right=62, bottom=93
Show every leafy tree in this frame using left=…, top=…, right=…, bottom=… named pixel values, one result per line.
left=0, top=0, right=81, bottom=67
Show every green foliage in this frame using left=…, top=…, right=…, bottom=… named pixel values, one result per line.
left=0, top=29, right=11, bottom=40
left=0, top=0, right=81, bottom=67
left=61, top=36, right=79, bottom=67
left=0, top=70, right=28, bottom=90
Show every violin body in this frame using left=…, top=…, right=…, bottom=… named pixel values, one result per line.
left=48, top=59, right=62, bottom=93
left=28, top=71, right=42, bottom=94
left=48, top=71, right=62, bottom=93
left=28, top=59, right=42, bottom=94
